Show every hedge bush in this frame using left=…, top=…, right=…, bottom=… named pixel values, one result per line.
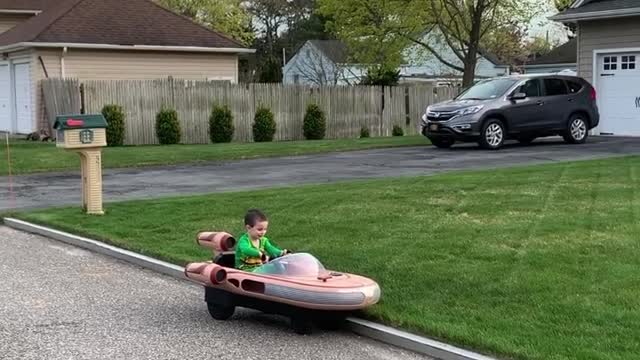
left=360, top=126, right=370, bottom=138
left=392, top=125, right=404, bottom=136
left=253, top=107, right=276, bottom=142
left=101, top=104, right=125, bottom=146
left=155, top=107, right=181, bottom=145
left=209, top=105, right=234, bottom=143
left=303, top=104, right=326, bottom=140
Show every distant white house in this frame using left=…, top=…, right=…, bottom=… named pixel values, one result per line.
left=282, top=33, right=510, bottom=86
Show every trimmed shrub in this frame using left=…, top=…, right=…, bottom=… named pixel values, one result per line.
left=392, top=125, right=404, bottom=136
left=360, top=126, right=370, bottom=138
left=253, top=107, right=276, bottom=142
left=303, top=104, right=326, bottom=140
left=359, top=67, right=401, bottom=86
left=101, top=104, right=125, bottom=146
left=155, top=107, right=181, bottom=145
left=209, top=105, right=234, bottom=143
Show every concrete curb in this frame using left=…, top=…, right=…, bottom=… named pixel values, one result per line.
left=345, top=318, right=496, bottom=360
left=4, top=217, right=497, bottom=360
left=3, top=218, right=185, bottom=280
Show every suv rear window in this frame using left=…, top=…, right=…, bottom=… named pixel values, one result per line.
left=544, top=78, right=568, bottom=96
left=567, top=80, right=583, bottom=93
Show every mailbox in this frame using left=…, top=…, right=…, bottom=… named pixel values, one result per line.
left=53, top=113, right=108, bottom=215
left=53, top=114, right=107, bottom=149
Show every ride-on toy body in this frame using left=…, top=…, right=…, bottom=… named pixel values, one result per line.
left=184, top=231, right=381, bottom=334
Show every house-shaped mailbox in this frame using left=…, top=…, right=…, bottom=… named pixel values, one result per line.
left=53, top=114, right=108, bottom=149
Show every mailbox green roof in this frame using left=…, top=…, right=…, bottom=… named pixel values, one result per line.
left=53, top=114, right=108, bottom=130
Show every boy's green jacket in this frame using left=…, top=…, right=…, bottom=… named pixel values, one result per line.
left=235, top=233, right=282, bottom=271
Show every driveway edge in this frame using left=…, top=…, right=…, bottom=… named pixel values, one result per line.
left=3, top=217, right=496, bottom=360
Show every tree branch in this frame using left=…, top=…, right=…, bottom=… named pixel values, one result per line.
left=292, top=45, right=339, bottom=86
left=430, top=0, right=466, bottom=62
left=404, top=34, right=465, bottom=72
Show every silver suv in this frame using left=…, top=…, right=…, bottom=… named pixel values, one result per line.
left=420, top=74, right=600, bottom=150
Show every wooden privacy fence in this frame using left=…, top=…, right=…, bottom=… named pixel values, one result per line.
left=41, top=78, right=460, bottom=145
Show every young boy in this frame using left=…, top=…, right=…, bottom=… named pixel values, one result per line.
left=235, top=209, right=288, bottom=272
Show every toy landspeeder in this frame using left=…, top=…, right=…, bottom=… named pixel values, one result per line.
left=184, top=231, right=381, bottom=334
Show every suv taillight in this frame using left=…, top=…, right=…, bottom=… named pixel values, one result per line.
left=590, top=88, right=597, bottom=101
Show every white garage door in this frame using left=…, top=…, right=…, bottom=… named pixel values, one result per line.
left=13, top=62, right=33, bottom=134
left=0, top=64, right=10, bottom=132
left=597, top=53, right=640, bottom=136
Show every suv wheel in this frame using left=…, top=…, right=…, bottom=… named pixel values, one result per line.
left=563, top=114, right=588, bottom=144
left=430, top=138, right=454, bottom=149
left=479, top=119, right=505, bottom=150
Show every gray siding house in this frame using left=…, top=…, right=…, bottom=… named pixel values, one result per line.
left=524, top=39, right=577, bottom=74
left=551, top=0, right=640, bottom=136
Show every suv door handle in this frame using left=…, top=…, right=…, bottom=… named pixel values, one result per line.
left=536, top=101, right=544, bottom=106
left=568, top=98, right=576, bottom=102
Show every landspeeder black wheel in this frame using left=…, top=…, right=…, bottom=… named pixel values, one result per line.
left=207, top=302, right=235, bottom=320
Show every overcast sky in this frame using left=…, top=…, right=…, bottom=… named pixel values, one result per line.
left=527, top=0, right=571, bottom=43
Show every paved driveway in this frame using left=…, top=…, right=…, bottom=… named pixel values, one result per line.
left=0, top=226, right=428, bottom=360
left=1, top=136, right=639, bottom=211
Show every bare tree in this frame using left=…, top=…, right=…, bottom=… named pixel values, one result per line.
left=292, top=45, right=357, bottom=85
left=246, top=0, right=291, bottom=55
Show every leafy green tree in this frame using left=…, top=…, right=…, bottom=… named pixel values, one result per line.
left=404, top=0, right=538, bottom=86
left=318, top=0, right=410, bottom=77
left=157, top=0, right=254, bottom=45
left=553, top=0, right=576, bottom=36
left=319, top=0, right=537, bottom=87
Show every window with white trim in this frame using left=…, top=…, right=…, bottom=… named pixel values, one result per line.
left=621, top=55, right=636, bottom=70
left=604, top=56, right=618, bottom=71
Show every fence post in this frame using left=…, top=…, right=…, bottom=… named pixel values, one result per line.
left=380, top=85, right=385, bottom=137
left=168, top=76, right=175, bottom=106
left=404, top=86, right=410, bottom=126
left=80, top=83, right=86, bottom=114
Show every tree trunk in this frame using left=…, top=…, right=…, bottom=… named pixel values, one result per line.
left=462, top=51, right=476, bottom=87
left=462, top=2, right=484, bottom=87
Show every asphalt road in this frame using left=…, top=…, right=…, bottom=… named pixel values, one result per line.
left=2, top=136, right=640, bottom=211
left=0, top=226, right=429, bottom=360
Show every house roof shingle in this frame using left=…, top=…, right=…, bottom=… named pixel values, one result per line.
left=309, top=40, right=349, bottom=63
left=477, top=48, right=505, bottom=66
left=0, top=0, right=247, bottom=50
left=527, top=39, right=577, bottom=65
left=552, top=0, right=640, bottom=20
left=0, top=0, right=50, bottom=11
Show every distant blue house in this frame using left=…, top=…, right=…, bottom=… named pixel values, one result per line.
left=282, top=34, right=510, bottom=86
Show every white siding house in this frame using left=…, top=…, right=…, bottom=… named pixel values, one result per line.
left=283, top=34, right=510, bottom=86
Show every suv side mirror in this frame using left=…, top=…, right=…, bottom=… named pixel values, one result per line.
left=510, top=92, right=527, bottom=100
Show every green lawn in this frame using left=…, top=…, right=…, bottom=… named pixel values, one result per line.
left=0, top=136, right=428, bottom=176
left=8, top=156, right=640, bottom=360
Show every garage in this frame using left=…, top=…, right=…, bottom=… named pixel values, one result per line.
left=13, top=61, right=33, bottom=134
left=596, top=52, right=640, bottom=136
left=550, top=1, right=640, bottom=138
left=0, top=60, right=33, bottom=134
left=0, top=62, right=9, bottom=132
